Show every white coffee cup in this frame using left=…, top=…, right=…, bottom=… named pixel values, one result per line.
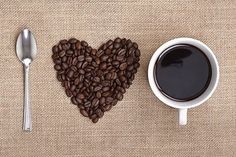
left=148, top=38, right=219, bottom=125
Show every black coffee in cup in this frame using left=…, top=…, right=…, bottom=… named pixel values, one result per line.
left=154, top=44, right=212, bottom=101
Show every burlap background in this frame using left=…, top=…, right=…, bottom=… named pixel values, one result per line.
left=0, top=0, right=235, bottom=156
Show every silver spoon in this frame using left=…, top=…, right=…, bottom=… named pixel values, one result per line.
left=16, top=29, right=37, bottom=132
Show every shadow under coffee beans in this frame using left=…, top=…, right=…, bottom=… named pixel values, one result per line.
left=52, top=37, right=140, bottom=123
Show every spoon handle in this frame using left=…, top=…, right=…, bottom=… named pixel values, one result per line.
left=23, top=64, right=32, bottom=132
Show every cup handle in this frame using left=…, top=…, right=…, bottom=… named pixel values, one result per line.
left=179, top=108, right=187, bottom=125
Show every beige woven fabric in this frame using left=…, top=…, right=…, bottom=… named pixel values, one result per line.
left=0, top=0, right=235, bottom=156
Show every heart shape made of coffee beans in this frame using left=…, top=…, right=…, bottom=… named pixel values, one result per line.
left=52, top=37, right=140, bottom=123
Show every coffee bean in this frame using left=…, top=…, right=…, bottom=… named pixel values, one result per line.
left=57, top=74, right=63, bottom=82
left=85, top=56, right=93, bottom=62
left=116, top=55, right=124, bottom=62
left=92, top=98, right=99, bottom=107
left=76, top=62, right=83, bottom=69
left=100, top=55, right=109, bottom=62
left=86, top=46, right=92, bottom=53
left=80, top=109, right=89, bottom=117
left=93, top=91, right=100, bottom=98
left=78, top=55, right=85, bottom=62
left=71, top=66, right=77, bottom=72
left=57, top=44, right=62, bottom=51
left=102, top=44, right=108, bottom=50
left=64, top=81, right=70, bottom=89
left=114, top=42, right=121, bottom=49
left=127, top=65, right=134, bottom=71
left=110, top=72, right=117, bottom=80
left=66, top=50, right=73, bottom=56
left=62, top=56, right=67, bottom=62
left=52, top=54, right=59, bottom=60
left=133, top=42, right=138, bottom=49
left=67, top=70, right=74, bottom=78
left=71, top=97, right=78, bottom=105
left=62, top=63, right=69, bottom=69
left=66, top=89, right=72, bottom=97
left=112, top=99, right=118, bottom=106
left=112, top=60, right=119, bottom=66
left=106, top=97, right=113, bottom=104
left=135, top=49, right=140, bottom=57
left=70, top=85, right=76, bottom=91
left=126, top=71, right=132, bottom=78
left=104, top=104, right=112, bottom=111
left=105, top=73, right=112, bottom=80
left=73, top=71, right=80, bottom=79
left=78, top=82, right=83, bottom=89
left=114, top=37, right=121, bottom=43
left=78, top=69, right=85, bottom=75
left=82, top=62, right=88, bottom=68
left=101, top=80, right=110, bottom=86
left=102, top=86, right=110, bottom=92
left=116, top=92, right=123, bottom=100
left=60, top=39, right=68, bottom=44
left=99, top=97, right=105, bottom=105
left=100, top=62, right=107, bottom=70
left=77, top=93, right=85, bottom=100
left=81, top=41, right=88, bottom=47
left=72, top=57, right=78, bottom=65
left=134, top=63, right=140, bottom=68
left=67, top=56, right=73, bottom=65
left=93, top=77, right=100, bottom=83
left=128, top=47, right=136, bottom=56
left=122, top=82, right=129, bottom=88
left=62, top=43, right=70, bottom=50
left=127, top=57, right=133, bottom=65
left=84, top=101, right=91, bottom=108
left=59, top=50, right=66, bottom=57
left=72, top=44, right=76, bottom=50
left=81, top=87, right=86, bottom=93
left=69, top=38, right=77, bottom=44
left=117, top=86, right=126, bottom=93
left=121, top=38, right=126, bottom=45
left=95, top=58, right=101, bottom=65
left=54, top=64, right=61, bottom=71
left=54, top=58, right=61, bottom=64
left=105, top=49, right=112, bottom=55
left=132, top=68, right=137, bottom=74
left=94, top=85, right=102, bottom=92
left=79, top=75, right=84, bottom=82
left=126, top=39, right=132, bottom=47
left=130, top=75, right=135, bottom=81
left=75, top=42, right=82, bottom=49
left=89, top=113, right=96, bottom=119
left=96, top=109, right=104, bottom=118
left=52, top=45, right=59, bottom=54
left=119, top=63, right=127, bottom=70
left=97, top=50, right=104, bottom=57
left=61, top=74, right=66, bottom=81
left=92, top=61, right=98, bottom=68
left=117, top=49, right=126, bottom=56
left=73, top=79, right=79, bottom=86
left=58, top=70, right=65, bottom=75
left=118, top=71, right=124, bottom=77
left=76, top=97, right=83, bottom=104
left=91, top=49, right=97, bottom=55
left=92, top=117, right=99, bottom=123
left=102, top=91, right=111, bottom=97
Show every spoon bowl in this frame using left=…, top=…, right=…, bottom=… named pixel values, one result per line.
left=16, top=29, right=37, bottom=64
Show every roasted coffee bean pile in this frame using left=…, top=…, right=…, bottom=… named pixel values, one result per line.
left=52, top=37, right=140, bottom=123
